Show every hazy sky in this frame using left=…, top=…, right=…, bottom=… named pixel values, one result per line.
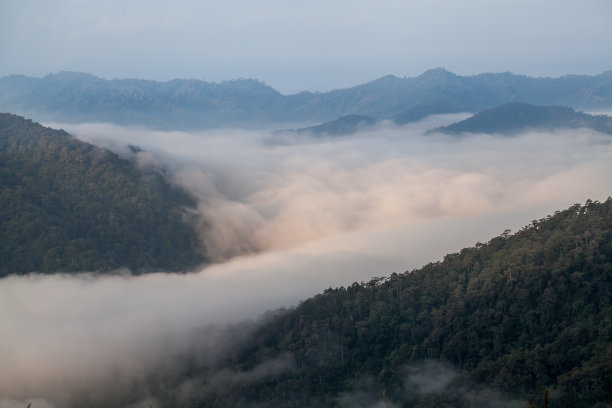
left=1, top=0, right=611, bottom=93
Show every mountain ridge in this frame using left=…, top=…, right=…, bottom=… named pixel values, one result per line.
left=2, top=69, right=611, bottom=129
left=285, top=114, right=380, bottom=136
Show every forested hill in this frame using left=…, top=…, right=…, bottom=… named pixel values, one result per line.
left=0, top=113, right=205, bottom=275
left=435, top=102, right=612, bottom=135
left=1, top=69, right=611, bottom=129
left=173, top=199, right=612, bottom=408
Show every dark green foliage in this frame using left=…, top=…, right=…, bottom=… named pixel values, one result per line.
left=0, top=113, right=205, bottom=275
left=181, top=199, right=612, bottom=407
left=435, top=102, right=612, bottom=135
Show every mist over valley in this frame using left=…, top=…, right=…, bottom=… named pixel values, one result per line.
left=1, top=105, right=611, bottom=406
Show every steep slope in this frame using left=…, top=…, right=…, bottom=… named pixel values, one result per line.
left=1, top=69, right=611, bottom=128
left=434, top=102, right=612, bottom=135
left=0, top=113, right=205, bottom=275
left=172, top=199, right=612, bottom=408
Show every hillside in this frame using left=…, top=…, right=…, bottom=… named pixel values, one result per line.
left=1, top=69, right=611, bottom=129
left=0, top=113, right=205, bottom=275
left=152, top=199, right=612, bottom=408
left=434, top=102, right=612, bottom=135
left=291, top=115, right=379, bottom=136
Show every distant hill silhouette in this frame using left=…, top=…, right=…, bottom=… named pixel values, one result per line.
left=1, top=69, right=611, bottom=129
left=286, top=115, right=379, bottom=136
left=433, top=102, right=612, bottom=135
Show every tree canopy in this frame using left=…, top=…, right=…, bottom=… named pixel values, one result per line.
left=0, top=113, right=205, bottom=275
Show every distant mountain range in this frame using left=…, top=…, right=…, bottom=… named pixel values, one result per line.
left=1, top=69, right=611, bottom=129
left=433, top=102, right=612, bottom=135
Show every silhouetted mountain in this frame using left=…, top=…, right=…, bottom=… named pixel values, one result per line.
left=0, top=113, right=205, bottom=275
left=149, top=199, right=611, bottom=408
left=1, top=69, right=611, bottom=129
left=434, top=102, right=612, bottom=135
left=291, top=115, right=379, bottom=136
left=0, top=72, right=287, bottom=128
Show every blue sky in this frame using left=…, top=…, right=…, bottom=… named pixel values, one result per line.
left=1, top=0, right=611, bottom=93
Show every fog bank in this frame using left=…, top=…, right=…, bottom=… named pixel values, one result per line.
left=57, top=118, right=612, bottom=261
left=3, top=117, right=611, bottom=405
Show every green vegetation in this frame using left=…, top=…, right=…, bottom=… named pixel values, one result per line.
left=0, top=113, right=205, bottom=275
left=181, top=199, right=611, bottom=407
left=434, top=102, right=612, bottom=135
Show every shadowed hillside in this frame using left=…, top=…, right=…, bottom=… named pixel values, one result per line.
left=0, top=113, right=205, bottom=275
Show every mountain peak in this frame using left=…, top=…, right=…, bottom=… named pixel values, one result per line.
left=44, top=71, right=100, bottom=81
left=418, top=67, right=455, bottom=80
left=365, top=74, right=401, bottom=86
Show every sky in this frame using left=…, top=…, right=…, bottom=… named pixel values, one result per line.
left=1, top=0, right=611, bottom=93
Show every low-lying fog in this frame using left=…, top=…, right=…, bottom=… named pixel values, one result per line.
left=2, top=115, right=611, bottom=406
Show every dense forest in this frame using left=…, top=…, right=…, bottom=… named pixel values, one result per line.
left=0, top=113, right=205, bottom=275
left=144, top=199, right=611, bottom=408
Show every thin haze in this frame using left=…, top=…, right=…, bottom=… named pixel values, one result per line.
left=1, top=117, right=612, bottom=406
left=1, top=0, right=611, bottom=92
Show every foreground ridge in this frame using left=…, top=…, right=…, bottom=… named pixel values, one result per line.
left=175, top=199, right=611, bottom=408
